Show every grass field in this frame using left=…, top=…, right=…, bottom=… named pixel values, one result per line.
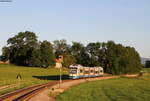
left=0, top=64, right=68, bottom=95
left=57, top=69, right=150, bottom=101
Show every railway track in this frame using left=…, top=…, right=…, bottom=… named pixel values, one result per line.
left=0, top=77, right=104, bottom=101
left=0, top=74, right=137, bottom=101
left=0, top=81, right=60, bottom=101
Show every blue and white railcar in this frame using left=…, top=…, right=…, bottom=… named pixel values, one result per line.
left=69, top=65, right=103, bottom=79
left=69, top=65, right=82, bottom=79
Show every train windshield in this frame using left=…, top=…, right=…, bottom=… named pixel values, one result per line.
left=70, top=69, right=77, bottom=74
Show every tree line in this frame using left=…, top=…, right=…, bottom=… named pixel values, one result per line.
left=0, top=31, right=142, bottom=74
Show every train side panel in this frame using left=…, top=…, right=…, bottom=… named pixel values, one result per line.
left=69, top=65, right=103, bottom=79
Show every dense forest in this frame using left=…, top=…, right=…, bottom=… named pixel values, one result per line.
left=0, top=31, right=142, bottom=74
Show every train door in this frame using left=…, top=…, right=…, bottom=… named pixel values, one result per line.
left=89, top=68, right=95, bottom=77
left=94, top=67, right=99, bottom=77
left=84, top=67, right=90, bottom=77
left=79, top=67, right=84, bottom=78
left=99, top=67, right=103, bottom=76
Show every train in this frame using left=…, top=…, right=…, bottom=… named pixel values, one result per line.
left=69, top=65, right=103, bottom=79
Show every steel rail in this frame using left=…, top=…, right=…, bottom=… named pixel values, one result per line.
left=0, top=81, right=60, bottom=101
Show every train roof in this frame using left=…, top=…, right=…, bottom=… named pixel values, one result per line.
left=69, top=65, right=103, bottom=69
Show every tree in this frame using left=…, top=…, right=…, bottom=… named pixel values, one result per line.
left=1, top=47, right=10, bottom=62
left=104, top=41, right=119, bottom=74
left=40, top=40, right=55, bottom=68
left=70, top=41, right=142, bottom=75
left=30, top=48, right=41, bottom=67
left=2, top=31, right=142, bottom=73
left=71, top=42, right=84, bottom=64
left=6, top=31, right=38, bottom=65
left=63, top=53, right=76, bottom=68
left=86, top=42, right=101, bottom=66
left=71, top=42, right=84, bottom=55
left=103, top=41, right=142, bottom=74
left=2, top=31, right=55, bottom=67
left=78, top=48, right=90, bottom=66
left=145, top=60, right=150, bottom=68
left=53, top=39, right=76, bottom=67
left=53, top=39, right=68, bottom=57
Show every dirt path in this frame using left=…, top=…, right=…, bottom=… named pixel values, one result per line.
left=28, top=76, right=120, bottom=101
left=0, top=84, right=19, bottom=91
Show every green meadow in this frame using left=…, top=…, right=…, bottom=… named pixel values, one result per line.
left=57, top=69, right=150, bottom=101
left=0, top=64, right=68, bottom=95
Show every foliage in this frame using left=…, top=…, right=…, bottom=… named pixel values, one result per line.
left=2, top=31, right=142, bottom=74
left=40, top=41, right=55, bottom=67
left=103, top=41, right=141, bottom=74
left=2, top=31, right=55, bottom=67
left=53, top=39, right=76, bottom=67
left=4, top=31, right=38, bottom=65
left=53, top=39, right=69, bottom=57
left=30, top=48, right=41, bottom=67
left=1, top=47, right=10, bottom=61
left=63, top=53, right=76, bottom=68
left=85, top=42, right=101, bottom=66
left=69, top=42, right=88, bottom=67
left=70, top=41, right=142, bottom=74
left=57, top=75, right=150, bottom=101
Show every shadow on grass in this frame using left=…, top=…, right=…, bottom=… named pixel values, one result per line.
left=32, top=75, right=69, bottom=81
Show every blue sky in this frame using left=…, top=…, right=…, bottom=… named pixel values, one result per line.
left=0, top=0, right=150, bottom=58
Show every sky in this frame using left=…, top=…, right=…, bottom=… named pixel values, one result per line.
left=0, top=0, right=150, bottom=58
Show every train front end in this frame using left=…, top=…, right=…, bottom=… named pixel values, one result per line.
left=69, top=65, right=82, bottom=79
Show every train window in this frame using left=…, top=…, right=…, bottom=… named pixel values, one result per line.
left=95, top=71, right=99, bottom=73
left=90, top=70, right=93, bottom=73
left=84, top=71, right=89, bottom=74
left=70, top=69, right=77, bottom=74
left=80, top=70, right=83, bottom=73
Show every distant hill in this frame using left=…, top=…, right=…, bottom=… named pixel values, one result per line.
left=141, top=57, right=150, bottom=65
